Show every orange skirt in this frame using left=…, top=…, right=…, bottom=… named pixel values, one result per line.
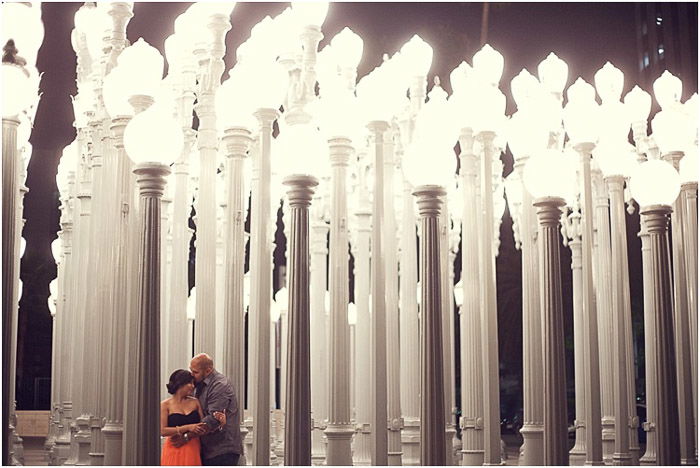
left=161, top=436, right=202, bottom=466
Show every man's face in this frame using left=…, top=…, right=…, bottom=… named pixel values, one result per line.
left=190, top=362, right=205, bottom=383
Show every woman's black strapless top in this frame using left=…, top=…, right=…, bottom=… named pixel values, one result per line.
left=168, top=410, right=200, bottom=428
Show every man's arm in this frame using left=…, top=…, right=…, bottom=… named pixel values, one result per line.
left=200, top=380, right=233, bottom=430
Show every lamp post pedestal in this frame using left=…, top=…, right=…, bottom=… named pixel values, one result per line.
left=283, top=174, right=318, bottom=466
left=639, top=205, right=680, bottom=466
left=132, top=162, right=170, bottom=466
left=533, top=196, right=568, bottom=466
left=413, top=184, right=447, bottom=467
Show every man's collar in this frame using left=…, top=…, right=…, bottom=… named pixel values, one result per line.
left=201, top=369, right=218, bottom=386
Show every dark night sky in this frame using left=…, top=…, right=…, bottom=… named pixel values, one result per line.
left=16, top=1, right=680, bottom=422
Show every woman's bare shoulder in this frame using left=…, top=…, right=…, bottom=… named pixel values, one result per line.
left=160, top=397, right=172, bottom=407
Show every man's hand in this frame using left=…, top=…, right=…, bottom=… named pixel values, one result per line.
left=213, top=411, right=226, bottom=426
left=170, top=433, right=186, bottom=448
left=192, top=423, right=208, bottom=435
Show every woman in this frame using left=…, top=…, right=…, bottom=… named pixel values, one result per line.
left=160, top=369, right=225, bottom=466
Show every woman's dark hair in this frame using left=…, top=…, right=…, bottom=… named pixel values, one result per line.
left=166, top=369, right=194, bottom=395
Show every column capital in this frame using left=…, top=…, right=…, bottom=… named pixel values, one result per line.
left=254, top=108, right=280, bottom=126
left=222, top=127, right=253, bottom=159
left=533, top=197, right=565, bottom=226
left=640, top=205, right=672, bottom=233
left=284, top=174, right=318, bottom=208
left=133, top=162, right=171, bottom=198
left=413, top=185, right=446, bottom=217
left=328, top=137, right=353, bottom=166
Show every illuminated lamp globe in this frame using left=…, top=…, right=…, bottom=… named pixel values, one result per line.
left=19, top=237, right=26, bottom=258
left=318, top=92, right=362, bottom=140
left=504, top=172, right=523, bottom=213
left=453, top=280, right=464, bottom=308
left=449, top=61, right=472, bottom=96
left=331, top=27, right=364, bottom=70
left=537, top=52, right=568, bottom=95
left=2, top=2, right=44, bottom=66
left=275, top=286, right=289, bottom=311
left=494, top=183, right=507, bottom=219
left=248, top=16, right=279, bottom=64
left=250, top=60, right=288, bottom=110
left=103, top=66, right=134, bottom=119
left=2, top=63, right=35, bottom=118
left=124, top=104, right=183, bottom=166
left=356, top=73, right=392, bottom=123
left=164, top=34, right=190, bottom=71
left=507, top=111, right=550, bottom=160
left=523, top=148, right=577, bottom=200
left=291, top=1, right=329, bottom=28
left=511, top=68, right=541, bottom=111
left=48, top=294, right=56, bottom=316
left=653, top=71, right=682, bottom=109
left=270, top=299, right=281, bottom=322
left=624, top=85, right=652, bottom=123
left=216, top=66, right=257, bottom=131
left=117, top=38, right=165, bottom=100
left=630, top=159, right=680, bottom=207
left=563, top=78, right=600, bottom=145
left=594, top=61, right=624, bottom=103
left=403, top=136, right=454, bottom=189
left=276, top=123, right=327, bottom=178
left=414, top=78, right=459, bottom=146
left=187, top=288, right=196, bottom=320
left=83, top=6, right=112, bottom=63
left=471, top=81, right=506, bottom=135
left=651, top=109, right=687, bottom=155
left=472, top=44, right=504, bottom=85
left=679, top=148, right=698, bottom=183
left=400, top=35, right=433, bottom=77
left=593, top=141, right=638, bottom=178
left=51, top=237, right=62, bottom=264
left=347, top=303, right=357, bottom=326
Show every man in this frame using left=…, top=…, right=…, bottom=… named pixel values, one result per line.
left=175, top=353, right=244, bottom=465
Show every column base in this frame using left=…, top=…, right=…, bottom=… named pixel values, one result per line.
left=461, top=449, right=484, bottom=466
left=325, top=424, right=354, bottom=466
left=63, top=423, right=79, bottom=466
left=401, top=419, right=420, bottom=466
left=101, top=422, right=123, bottom=466
left=352, top=425, right=372, bottom=466
left=601, top=421, right=615, bottom=464
left=519, top=423, right=544, bottom=465
left=75, top=415, right=93, bottom=466
left=243, top=417, right=253, bottom=466
left=452, top=435, right=463, bottom=466
left=570, top=448, right=587, bottom=466
left=611, top=452, right=632, bottom=466
left=445, top=426, right=457, bottom=466
left=311, top=427, right=327, bottom=465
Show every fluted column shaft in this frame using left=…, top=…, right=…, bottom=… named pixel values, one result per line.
left=681, top=181, right=697, bottom=431
left=2, top=117, right=20, bottom=465
left=534, top=197, right=568, bottom=466
left=132, top=163, right=170, bottom=465
left=475, top=131, right=501, bottom=465
left=400, top=176, right=421, bottom=466
left=604, top=176, right=632, bottom=465
left=325, top=137, right=354, bottom=465
left=368, top=120, right=389, bottom=466
left=222, top=127, right=252, bottom=435
left=283, top=174, right=318, bottom=466
left=353, top=207, right=373, bottom=466
left=382, top=134, right=403, bottom=466
left=514, top=156, right=545, bottom=466
left=569, top=236, right=587, bottom=465
left=458, top=132, right=485, bottom=466
left=194, top=92, right=218, bottom=358
left=592, top=170, right=615, bottom=461
left=638, top=225, right=657, bottom=465
left=639, top=205, right=680, bottom=466
left=440, top=201, right=455, bottom=466
left=575, top=145, right=603, bottom=465
left=662, top=153, right=697, bottom=466
left=310, top=219, right=328, bottom=465
left=102, top=117, right=132, bottom=466
left=414, top=185, right=447, bottom=466
left=251, top=109, right=278, bottom=465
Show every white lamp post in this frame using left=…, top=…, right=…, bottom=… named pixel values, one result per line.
left=216, top=64, right=256, bottom=456
left=403, top=72, right=457, bottom=465
left=507, top=66, right=551, bottom=466
left=279, top=122, right=327, bottom=466
left=563, top=76, right=604, bottom=466
left=1, top=23, right=41, bottom=462
left=524, top=148, right=576, bottom=466
left=651, top=70, right=697, bottom=466
left=629, top=159, right=682, bottom=466
left=123, top=97, right=183, bottom=465
left=472, top=43, right=506, bottom=465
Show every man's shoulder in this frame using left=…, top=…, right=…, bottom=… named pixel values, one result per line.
left=206, top=371, right=233, bottom=391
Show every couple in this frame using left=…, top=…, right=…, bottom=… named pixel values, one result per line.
left=160, top=353, right=244, bottom=466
